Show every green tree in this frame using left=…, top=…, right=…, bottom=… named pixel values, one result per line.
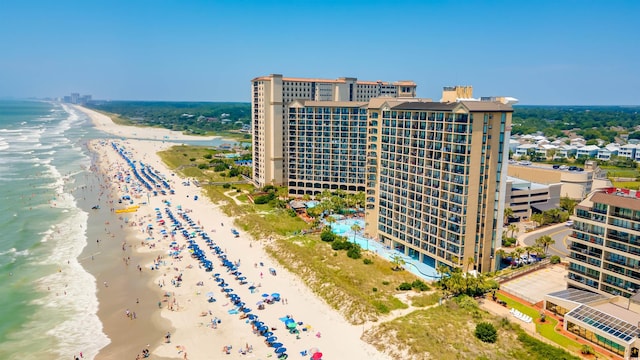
left=535, top=235, right=555, bottom=254
left=391, top=255, right=405, bottom=271
left=350, top=223, right=362, bottom=243
left=504, top=207, right=514, bottom=224
left=507, top=223, right=519, bottom=238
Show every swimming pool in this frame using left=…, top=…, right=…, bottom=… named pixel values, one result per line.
left=328, top=218, right=440, bottom=279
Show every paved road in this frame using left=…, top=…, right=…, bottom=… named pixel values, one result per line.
left=520, top=223, right=573, bottom=257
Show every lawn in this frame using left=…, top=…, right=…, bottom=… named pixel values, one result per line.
left=496, top=293, right=608, bottom=358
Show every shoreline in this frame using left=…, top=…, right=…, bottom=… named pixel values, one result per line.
left=75, top=105, right=392, bottom=360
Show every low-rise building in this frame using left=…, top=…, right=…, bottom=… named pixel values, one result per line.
left=505, top=176, right=562, bottom=220
left=544, top=288, right=640, bottom=359
left=507, top=163, right=596, bottom=200
left=577, top=145, right=601, bottom=158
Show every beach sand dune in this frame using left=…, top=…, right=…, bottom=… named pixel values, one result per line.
left=75, top=106, right=392, bottom=360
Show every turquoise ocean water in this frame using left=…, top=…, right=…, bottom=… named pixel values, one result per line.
left=0, top=101, right=235, bottom=359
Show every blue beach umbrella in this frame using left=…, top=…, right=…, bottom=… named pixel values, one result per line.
left=275, top=347, right=286, bottom=354
left=242, top=308, right=251, bottom=313
left=272, top=342, right=283, bottom=348
left=266, top=336, right=277, bottom=342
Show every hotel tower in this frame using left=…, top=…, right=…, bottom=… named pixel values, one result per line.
left=251, top=74, right=416, bottom=188
left=251, top=76, right=513, bottom=272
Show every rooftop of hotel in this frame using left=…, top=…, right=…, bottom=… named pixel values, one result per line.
left=586, top=188, right=640, bottom=211
left=251, top=75, right=416, bottom=86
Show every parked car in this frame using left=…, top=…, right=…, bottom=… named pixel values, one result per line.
left=565, top=220, right=574, bottom=227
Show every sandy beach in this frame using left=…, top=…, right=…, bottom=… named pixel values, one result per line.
left=75, top=105, right=392, bottom=360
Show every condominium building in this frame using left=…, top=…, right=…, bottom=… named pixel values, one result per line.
left=286, top=100, right=368, bottom=194
left=567, top=187, right=640, bottom=298
left=364, top=98, right=513, bottom=272
left=251, top=74, right=416, bottom=188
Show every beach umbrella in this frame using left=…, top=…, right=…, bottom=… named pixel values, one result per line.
left=206, top=292, right=214, bottom=298
left=264, top=331, right=273, bottom=337
left=266, top=336, right=277, bottom=342
left=286, top=321, right=296, bottom=329
left=237, top=276, right=246, bottom=280
left=242, top=308, right=251, bottom=313
left=223, top=288, right=233, bottom=293
left=275, top=347, right=286, bottom=354
left=248, top=314, right=257, bottom=320
left=311, top=352, right=323, bottom=360
left=258, top=325, right=268, bottom=331
left=272, top=342, right=283, bottom=349
left=262, top=293, right=269, bottom=297
left=256, top=300, right=264, bottom=305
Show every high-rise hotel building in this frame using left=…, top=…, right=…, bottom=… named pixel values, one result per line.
left=364, top=99, right=513, bottom=272
left=252, top=75, right=513, bottom=271
left=567, top=188, right=640, bottom=298
left=251, top=74, right=416, bottom=188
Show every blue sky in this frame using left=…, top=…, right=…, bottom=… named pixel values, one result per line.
left=0, top=0, right=638, bottom=105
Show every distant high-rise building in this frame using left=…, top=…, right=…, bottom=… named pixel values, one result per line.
left=250, top=74, right=417, bottom=188
left=62, top=93, right=92, bottom=105
left=567, top=188, right=640, bottom=298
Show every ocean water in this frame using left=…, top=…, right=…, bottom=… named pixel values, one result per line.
left=0, top=100, right=109, bottom=359
left=0, top=100, right=239, bottom=359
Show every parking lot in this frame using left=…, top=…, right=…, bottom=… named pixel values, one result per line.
left=501, top=264, right=567, bottom=304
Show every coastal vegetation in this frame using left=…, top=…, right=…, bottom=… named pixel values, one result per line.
left=362, top=295, right=580, bottom=360
left=87, top=101, right=251, bottom=142
left=157, top=144, right=594, bottom=359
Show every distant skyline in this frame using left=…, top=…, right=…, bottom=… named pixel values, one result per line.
left=0, top=0, right=638, bottom=105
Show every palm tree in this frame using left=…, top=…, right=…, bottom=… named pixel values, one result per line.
left=511, top=247, right=525, bottom=266
left=508, top=224, right=519, bottom=238
left=504, top=207, right=514, bottom=224
left=391, top=255, right=405, bottom=271
left=531, top=213, right=544, bottom=228
left=495, top=248, right=507, bottom=263
left=465, top=256, right=476, bottom=272
left=350, top=223, right=362, bottom=243
left=325, top=215, right=336, bottom=229
left=535, top=235, right=555, bottom=255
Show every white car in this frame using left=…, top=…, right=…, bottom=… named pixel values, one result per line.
left=565, top=220, right=574, bottom=227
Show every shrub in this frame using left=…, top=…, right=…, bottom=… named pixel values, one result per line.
left=189, top=158, right=196, bottom=162
left=502, top=237, right=517, bottom=247
left=398, top=282, right=412, bottom=291
left=214, top=163, right=228, bottom=172
left=550, top=255, right=561, bottom=264
left=253, top=193, right=275, bottom=204
left=381, top=281, right=390, bottom=286
left=222, top=183, right=231, bottom=189
left=286, top=208, right=297, bottom=217
left=363, top=258, right=373, bottom=265
left=197, top=163, right=209, bottom=169
left=475, top=322, right=498, bottom=343
left=580, top=344, right=594, bottom=355
left=229, top=168, right=239, bottom=177
left=411, top=280, right=430, bottom=291
left=320, top=229, right=336, bottom=242
left=372, top=287, right=378, bottom=292
left=347, top=246, right=362, bottom=259
left=203, top=154, right=212, bottom=159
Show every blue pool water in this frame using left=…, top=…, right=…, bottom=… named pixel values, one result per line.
left=328, top=218, right=440, bottom=279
